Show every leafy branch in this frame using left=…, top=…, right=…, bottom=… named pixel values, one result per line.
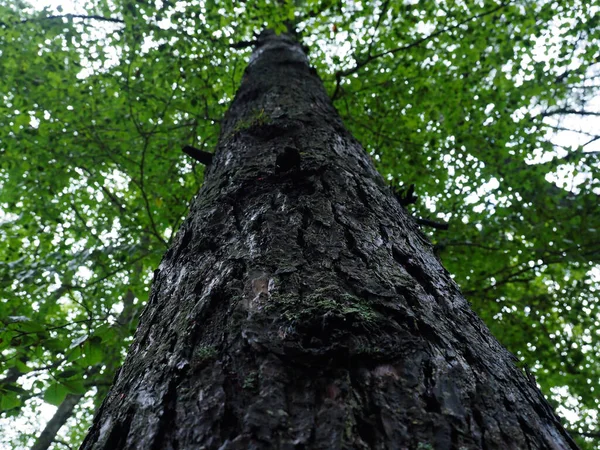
left=332, top=1, right=511, bottom=99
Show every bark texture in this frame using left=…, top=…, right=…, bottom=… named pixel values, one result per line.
left=80, top=32, right=578, bottom=450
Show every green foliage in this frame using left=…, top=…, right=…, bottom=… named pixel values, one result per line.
left=0, top=0, right=599, bottom=448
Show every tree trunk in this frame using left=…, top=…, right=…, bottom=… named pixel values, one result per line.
left=80, top=31, right=577, bottom=450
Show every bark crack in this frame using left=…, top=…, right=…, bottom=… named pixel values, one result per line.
left=150, top=378, right=179, bottom=450
left=391, top=245, right=441, bottom=302
left=103, top=407, right=134, bottom=450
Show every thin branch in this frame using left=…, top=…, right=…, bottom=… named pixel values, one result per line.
left=436, top=241, right=504, bottom=252
left=229, top=40, right=255, bottom=49
left=463, top=246, right=600, bottom=296
left=80, top=253, right=151, bottom=289
left=544, top=124, right=598, bottom=138
left=52, top=440, right=74, bottom=450
left=583, top=135, right=600, bottom=148
left=567, top=430, right=600, bottom=439
left=297, top=0, right=339, bottom=22
left=0, top=367, right=22, bottom=385
left=541, top=109, right=600, bottom=118
left=137, top=137, right=175, bottom=248
left=344, top=115, right=422, bottom=148
left=366, top=0, right=391, bottom=58
left=122, top=43, right=169, bottom=248
left=78, top=167, right=127, bottom=215
left=22, top=14, right=124, bottom=24
left=415, top=217, right=449, bottom=230
left=332, top=1, right=510, bottom=98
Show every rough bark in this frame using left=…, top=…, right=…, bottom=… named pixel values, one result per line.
left=80, top=31, right=578, bottom=450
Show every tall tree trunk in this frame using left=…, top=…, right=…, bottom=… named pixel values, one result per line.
left=80, top=31, right=577, bottom=450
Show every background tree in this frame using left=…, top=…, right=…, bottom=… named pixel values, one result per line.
left=0, top=0, right=598, bottom=448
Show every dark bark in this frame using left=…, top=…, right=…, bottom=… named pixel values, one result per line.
left=80, top=31, right=577, bottom=450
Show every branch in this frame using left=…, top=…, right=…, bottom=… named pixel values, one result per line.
left=333, top=1, right=509, bottom=90
left=182, top=145, right=213, bottom=165
left=31, top=394, right=83, bottom=450
left=541, top=109, right=600, bottom=118
left=229, top=40, right=256, bottom=50
left=567, top=430, right=600, bottom=439
left=544, top=124, right=599, bottom=138
left=392, top=183, right=418, bottom=206
left=22, top=14, right=124, bottom=24
left=583, top=135, right=600, bottom=148
left=366, top=0, right=391, bottom=58
left=52, top=440, right=74, bottom=450
left=0, top=367, right=22, bottom=385
left=415, top=217, right=449, bottom=230
left=435, top=241, right=503, bottom=252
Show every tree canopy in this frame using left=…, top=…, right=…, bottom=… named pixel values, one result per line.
left=0, top=0, right=598, bottom=448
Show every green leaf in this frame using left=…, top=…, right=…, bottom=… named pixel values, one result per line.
left=57, top=368, right=79, bottom=379
left=0, top=393, right=21, bottom=411
left=43, top=383, right=69, bottom=406
left=15, top=360, right=32, bottom=374
left=81, top=337, right=104, bottom=366
left=62, top=380, right=87, bottom=395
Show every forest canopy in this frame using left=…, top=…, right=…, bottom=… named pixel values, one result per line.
left=0, top=0, right=599, bottom=448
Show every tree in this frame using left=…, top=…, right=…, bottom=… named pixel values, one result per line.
left=0, top=1, right=599, bottom=449
left=77, top=28, right=581, bottom=449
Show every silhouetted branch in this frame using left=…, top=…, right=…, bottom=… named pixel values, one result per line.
left=392, top=183, right=418, bottom=206
left=22, top=14, right=124, bottom=24
left=567, top=430, right=600, bottom=439
left=332, top=2, right=509, bottom=98
left=230, top=40, right=256, bottom=49
left=182, top=145, right=214, bottom=165
left=542, top=109, right=600, bottom=117
left=415, top=217, right=449, bottom=230
left=31, top=394, right=84, bottom=450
